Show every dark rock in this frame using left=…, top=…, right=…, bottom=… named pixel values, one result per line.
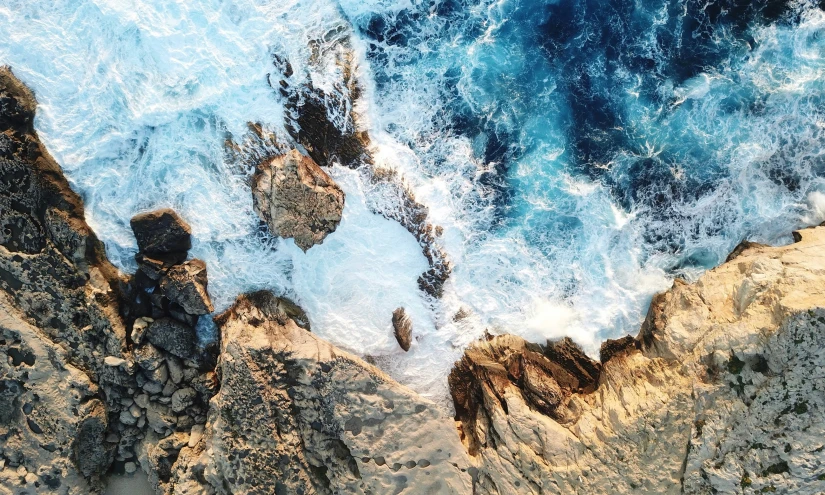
left=543, top=337, right=601, bottom=394
left=252, top=150, right=345, bottom=251
left=130, top=208, right=191, bottom=255
left=146, top=317, right=198, bottom=360
left=72, top=399, right=114, bottom=478
left=599, top=335, right=639, bottom=363
left=159, top=259, right=214, bottom=315
left=391, top=308, right=412, bottom=352
left=725, top=240, right=768, bottom=262
left=135, top=251, right=187, bottom=280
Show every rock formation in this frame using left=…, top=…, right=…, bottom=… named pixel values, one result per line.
left=252, top=149, right=345, bottom=251
left=448, top=226, right=825, bottom=494
left=0, top=66, right=133, bottom=493
left=5, top=63, right=825, bottom=495
left=392, top=307, right=413, bottom=351
left=169, top=291, right=473, bottom=494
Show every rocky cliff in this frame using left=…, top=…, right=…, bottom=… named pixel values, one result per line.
left=3, top=65, right=825, bottom=495
left=448, top=226, right=825, bottom=494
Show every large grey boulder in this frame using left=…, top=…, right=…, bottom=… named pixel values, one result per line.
left=252, top=149, right=345, bottom=251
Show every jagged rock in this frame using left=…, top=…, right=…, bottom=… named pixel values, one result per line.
left=159, top=259, right=214, bottom=315
left=133, top=342, right=165, bottom=371
left=169, top=290, right=472, bottom=494
left=252, top=149, right=345, bottom=251
left=448, top=226, right=825, bottom=494
left=392, top=307, right=413, bottom=351
left=135, top=251, right=187, bottom=280
left=0, top=67, right=134, bottom=494
left=145, top=317, right=198, bottom=360
left=130, top=208, right=192, bottom=256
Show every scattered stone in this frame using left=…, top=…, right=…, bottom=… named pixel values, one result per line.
left=125, top=462, right=137, bottom=474
left=104, top=356, right=127, bottom=367
left=131, top=317, right=153, bottom=345
left=252, top=149, right=345, bottom=251
left=188, top=425, right=204, bottom=448
left=73, top=400, right=114, bottom=477
left=133, top=343, right=165, bottom=371
left=159, top=260, right=214, bottom=315
left=130, top=209, right=191, bottom=256
left=166, top=356, right=184, bottom=385
left=171, top=388, right=197, bottom=413
left=134, top=394, right=149, bottom=409
left=391, top=308, right=413, bottom=352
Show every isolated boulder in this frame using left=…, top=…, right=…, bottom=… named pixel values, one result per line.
left=160, top=259, right=214, bottom=315
left=252, top=149, right=345, bottom=251
left=130, top=208, right=192, bottom=255
left=391, top=307, right=413, bottom=351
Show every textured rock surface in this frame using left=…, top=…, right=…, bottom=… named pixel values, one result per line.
left=171, top=290, right=473, bottom=494
left=449, top=226, right=825, bottom=494
left=130, top=209, right=192, bottom=256
left=159, top=260, right=213, bottom=316
left=392, top=307, right=413, bottom=351
left=0, top=66, right=135, bottom=493
left=252, top=149, right=345, bottom=251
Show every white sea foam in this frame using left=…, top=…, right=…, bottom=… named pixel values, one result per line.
left=2, top=0, right=825, bottom=405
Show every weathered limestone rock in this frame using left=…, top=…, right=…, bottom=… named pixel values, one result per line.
left=159, top=259, right=214, bottom=315
left=130, top=209, right=192, bottom=256
left=252, top=149, right=345, bottom=251
left=392, top=307, right=413, bottom=351
left=170, top=290, right=473, bottom=494
left=449, top=226, right=825, bottom=494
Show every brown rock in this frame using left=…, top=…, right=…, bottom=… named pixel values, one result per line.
left=159, top=259, right=214, bottom=315
left=391, top=307, right=412, bottom=351
left=130, top=208, right=192, bottom=255
left=252, top=149, right=345, bottom=251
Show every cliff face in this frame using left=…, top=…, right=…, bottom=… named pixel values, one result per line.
left=449, top=227, right=825, bottom=494
left=0, top=67, right=132, bottom=492
left=4, top=65, right=825, bottom=495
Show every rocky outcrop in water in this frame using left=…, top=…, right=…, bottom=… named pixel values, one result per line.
left=170, top=290, right=473, bottom=494
left=392, top=307, right=413, bottom=351
left=448, top=225, right=825, bottom=494
left=251, top=149, right=345, bottom=251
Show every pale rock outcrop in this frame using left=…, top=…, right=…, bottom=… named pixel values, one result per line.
left=252, top=149, right=345, bottom=251
left=170, top=290, right=473, bottom=494
left=450, top=227, right=825, bottom=494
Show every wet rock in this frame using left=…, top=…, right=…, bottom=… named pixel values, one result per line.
left=135, top=252, right=187, bottom=280
left=145, top=317, right=198, bottom=360
left=252, top=149, right=345, bottom=251
left=159, top=259, right=213, bottom=315
left=130, top=208, right=192, bottom=256
left=391, top=307, right=413, bottom=352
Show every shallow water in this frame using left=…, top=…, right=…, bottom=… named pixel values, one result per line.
left=2, top=0, right=824, bottom=402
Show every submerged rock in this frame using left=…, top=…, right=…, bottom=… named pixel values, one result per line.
left=159, top=259, right=214, bottom=315
left=252, top=149, right=345, bottom=251
left=392, top=307, right=413, bottom=351
left=130, top=208, right=192, bottom=256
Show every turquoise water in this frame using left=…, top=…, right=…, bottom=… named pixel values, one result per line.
left=2, top=0, right=824, bottom=401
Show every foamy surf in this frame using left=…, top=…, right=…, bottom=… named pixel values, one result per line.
left=2, top=0, right=825, bottom=404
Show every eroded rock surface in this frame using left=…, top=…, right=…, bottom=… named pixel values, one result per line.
left=392, top=307, right=412, bottom=352
left=252, top=149, right=345, bottom=251
left=130, top=209, right=192, bottom=256
left=171, top=291, right=473, bottom=494
left=449, top=226, right=825, bottom=494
